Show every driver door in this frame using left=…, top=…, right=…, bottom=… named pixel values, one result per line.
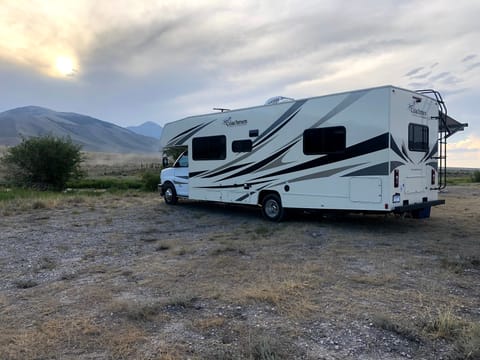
left=173, top=152, right=189, bottom=197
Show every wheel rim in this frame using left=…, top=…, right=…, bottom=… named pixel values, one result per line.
left=165, top=187, right=173, bottom=202
left=265, top=199, right=280, bottom=219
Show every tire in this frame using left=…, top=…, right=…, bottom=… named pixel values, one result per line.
left=261, top=193, right=285, bottom=222
left=411, top=206, right=431, bottom=219
left=163, top=183, right=178, bottom=205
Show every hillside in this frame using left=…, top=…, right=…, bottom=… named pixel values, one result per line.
left=127, top=121, right=163, bottom=139
left=0, top=106, right=160, bottom=153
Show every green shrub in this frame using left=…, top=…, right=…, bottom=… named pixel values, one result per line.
left=141, top=171, right=160, bottom=192
left=2, top=135, right=83, bottom=190
left=472, top=170, right=480, bottom=183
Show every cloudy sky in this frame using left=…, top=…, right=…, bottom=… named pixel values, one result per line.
left=0, top=0, right=479, bottom=166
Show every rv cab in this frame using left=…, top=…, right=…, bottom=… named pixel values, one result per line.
left=160, top=151, right=189, bottom=204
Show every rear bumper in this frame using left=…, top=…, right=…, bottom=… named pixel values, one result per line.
left=393, top=199, right=445, bottom=213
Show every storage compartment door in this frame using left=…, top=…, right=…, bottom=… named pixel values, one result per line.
left=349, top=177, right=382, bottom=203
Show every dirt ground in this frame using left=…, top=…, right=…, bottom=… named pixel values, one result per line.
left=0, top=185, right=479, bottom=359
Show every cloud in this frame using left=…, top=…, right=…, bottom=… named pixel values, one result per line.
left=405, top=67, right=424, bottom=77
left=448, top=135, right=480, bottom=168
left=0, top=0, right=479, bottom=146
left=462, top=54, right=477, bottom=62
left=465, top=62, right=480, bottom=72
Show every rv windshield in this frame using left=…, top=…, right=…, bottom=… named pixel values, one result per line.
left=175, top=152, right=188, bottom=168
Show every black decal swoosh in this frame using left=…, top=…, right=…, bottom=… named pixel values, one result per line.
left=254, top=133, right=389, bottom=180
left=342, top=162, right=389, bottom=176
left=219, top=142, right=298, bottom=181
left=202, top=163, right=254, bottom=178
left=421, top=142, right=438, bottom=162
left=390, top=135, right=408, bottom=162
left=254, top=107, right=303, bottom=148
left=254, top=100, right=307, bottom=147
left=167, top=120, right=214, bottom=147
left=189, top=171, right=207, bottom=177
left=390, top=161, right=405, bottom=172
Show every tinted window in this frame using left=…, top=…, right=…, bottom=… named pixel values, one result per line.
left=192, top=135, right=226, bottom=160
left=303, top=126, right=346, bottom=155
left=232, top=139, right=252, bottom=153
left=408, top=123, right=429, bottom=152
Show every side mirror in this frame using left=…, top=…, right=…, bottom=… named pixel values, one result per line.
left=162, top=157, right=170, bottom=168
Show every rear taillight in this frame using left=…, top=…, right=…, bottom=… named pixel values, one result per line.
left=431, top=169, right=436, bottom=185
left=394, top=169, right=399, bottom=188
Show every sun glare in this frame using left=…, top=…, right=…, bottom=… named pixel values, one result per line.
left=55, top=56, right=76, bottom=76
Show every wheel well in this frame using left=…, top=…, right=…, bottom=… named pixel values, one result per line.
left=258, top=190, right=280, bottom=205
left=163, top=181, right=174, bottom=188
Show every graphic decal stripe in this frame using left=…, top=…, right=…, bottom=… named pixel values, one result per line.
left=167, top=120, right=214, bottom=147
left=219, top=142, right=297, bottom=181
left=342, top=162, right=389, bottom=177
left=390, top=135, right=408, bottom=162
left=189, top=170, right=208, bottom=177
left=421, top=142, right=438, bottom=162
left=279, top=164, right=364, bottom=185
left=253, top=100, right=307, bottom=147
left=195, top=180, right=271, bottom=189
left=202, top=163, right=254, bottom=178
left=235, top=193, right=250, bottom=201
left=254, top=107, right=303, bottom=148
left=253, top=132, right=389, bottom=180
left=390, top=161, right=405, bottom=172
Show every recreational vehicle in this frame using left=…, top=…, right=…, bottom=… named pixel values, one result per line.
left=159, top=85, right=466, bottom=221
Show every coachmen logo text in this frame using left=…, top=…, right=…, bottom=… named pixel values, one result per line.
left=223, top=116, right=248, bottom=127
left=408, top=102, right=427, bottom=118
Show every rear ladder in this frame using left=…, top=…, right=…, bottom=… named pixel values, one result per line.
left=415, top=89, right=450, bottom=190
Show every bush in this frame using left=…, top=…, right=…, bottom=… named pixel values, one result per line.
left=472, top=170, right=480, bottom=183
left=141, top=171, right=160, bottom=192
left=2, top=135, right=83, bottom=190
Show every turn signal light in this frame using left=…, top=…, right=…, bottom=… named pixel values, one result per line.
left=394, top=169, right=399, bottom=188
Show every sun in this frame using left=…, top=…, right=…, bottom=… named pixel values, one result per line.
left=55, top=56, right=76, bottom=76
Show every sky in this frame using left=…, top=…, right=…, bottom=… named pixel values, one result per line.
left=0, top=0, right=479, bottom=167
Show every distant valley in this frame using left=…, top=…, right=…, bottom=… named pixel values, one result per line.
left=0, top=106, right=162, bottom=153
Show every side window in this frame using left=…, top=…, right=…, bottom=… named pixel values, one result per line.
left=232, top=139, right=252, bottom=153
left=176, top=153, right=188, bottom=167
left=408, top=123, right=429, bottom=152
left=303, top=126, right=346, bottom=155
left=192, top=135, right=226, bottom=160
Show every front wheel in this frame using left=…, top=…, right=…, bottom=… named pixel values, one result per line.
left=261, top=193, right=285, bottom=222
left=163, top=183, right=178, bottom=205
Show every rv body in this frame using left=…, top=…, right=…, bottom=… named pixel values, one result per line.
left=159, top=85, right=461, bottom=221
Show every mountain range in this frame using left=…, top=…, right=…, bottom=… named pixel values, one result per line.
left=0, top=106, right=161, bottom=153
left=127, top=121, right=163, bottom=139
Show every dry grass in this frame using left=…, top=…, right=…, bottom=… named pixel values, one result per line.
left=0, top=184, right=479, bottom=359
left=241, top=279, right=318, bottom=318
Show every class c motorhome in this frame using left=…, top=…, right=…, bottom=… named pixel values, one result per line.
left=159, top=85, right=467, bottom=221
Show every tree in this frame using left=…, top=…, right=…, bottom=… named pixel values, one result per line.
left=2, top=135, right=84, bottom=189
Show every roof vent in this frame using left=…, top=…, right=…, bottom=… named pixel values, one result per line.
left=264, top=96, right=295, bottom=105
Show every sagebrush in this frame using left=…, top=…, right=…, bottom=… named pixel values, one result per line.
left=2, top=135, right=83, bottom=189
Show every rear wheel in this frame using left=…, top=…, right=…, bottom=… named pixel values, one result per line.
left=261, top=193, right=285, bottom=222
left=411, top=206, right=431, bottom=219
left=163, top=183, right=178, bottom=205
